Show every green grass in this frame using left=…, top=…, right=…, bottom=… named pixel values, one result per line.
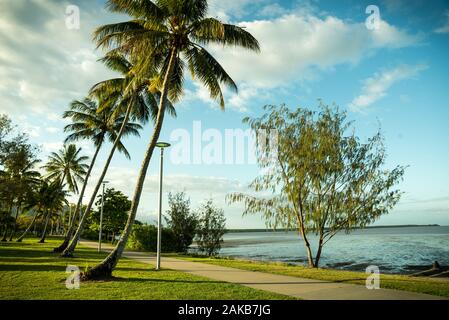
left=177, top=256, right=449, bottom=298
left=0, top=239, right=293, bottom=300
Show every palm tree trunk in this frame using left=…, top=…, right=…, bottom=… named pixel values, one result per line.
left=82, top=49, right=177, bottom=280
left=9, top=203, right=21, bottom=241
left=39, top=210, right=51, bottom=243
left=1, top=202, right=14, bottom=242
left=17, top=211, right=39, bottom=242
left=53, top=143, right=102, bottom=253
left=61, top=106, right=133, bottom=257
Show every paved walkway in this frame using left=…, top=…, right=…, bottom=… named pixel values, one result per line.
left=81, top=240, right=446, bottom=300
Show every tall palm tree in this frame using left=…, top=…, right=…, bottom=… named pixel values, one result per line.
left=82, top=0, right=259, bottom=280
left=53, top=97, right=143, bottom=253
left=60, top=52, right=176, bottom=257
left=42, top=144, right=89, bottom=194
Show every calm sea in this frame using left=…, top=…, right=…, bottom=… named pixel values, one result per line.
left=219, top=226, right=449, bottom=274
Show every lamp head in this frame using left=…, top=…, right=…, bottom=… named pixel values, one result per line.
left=156, top=142, right=171, bottom=148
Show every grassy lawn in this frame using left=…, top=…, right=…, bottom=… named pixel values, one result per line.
left=0, top=239, right=293, bottom=300
left=177, top=256, right=449, bottom=298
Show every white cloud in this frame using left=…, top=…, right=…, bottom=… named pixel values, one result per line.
left=208, top=15, right=420, bottom=89
left=45, top=127, right=59, bottom=134
left=75, top=165, right=252, bottom=227
left=185, top=13, right=421, bottom=111
left=41, top=141, right=63, bottom=153
left=435, top=11, right=449, bottom=34
left=0, top=0, right=116, bottom=119
left=21, top=123, right=41, bottom=138
left=349, top=64, right=427, bottom=111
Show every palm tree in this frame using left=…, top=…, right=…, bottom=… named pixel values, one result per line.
left=7, top=153, right=41, bottom=241
left=0, top=147, right=40, bottom=241
left=82, top=0, right=260, bottom=280
left=53, top=97, right=142, bottom=253
left=60, top=53, right=176, bottom=257
left=35, top=180, right=68, bottom=243
left=15, top=210, right=40, bottom=242
left=42, top=144, right=89, bottom=194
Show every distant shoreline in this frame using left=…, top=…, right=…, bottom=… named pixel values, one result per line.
left=226, top=224, right=442, bottom=233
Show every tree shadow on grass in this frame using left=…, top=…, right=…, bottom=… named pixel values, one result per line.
left=88, top=276, right=227, bottom=285
left=0, top=264, right=67, bottom=272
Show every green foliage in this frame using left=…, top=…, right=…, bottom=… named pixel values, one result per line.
left=228, top=103, right=405, bottom=267
left=196, top=200, right=226, bottom=256
left=86, top=188, right=130, bottom=239
left=128, top=224, right=178, bottom=252
left=41, top=144, right=89, bottom=194
left=63, top=97, right=143, bottom=159
left=165, top=192, right=197, bottom=253
left=0, top=115, right=41, bottom=239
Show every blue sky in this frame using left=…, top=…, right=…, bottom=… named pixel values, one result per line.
left=1, top=0, right=449, bottom=228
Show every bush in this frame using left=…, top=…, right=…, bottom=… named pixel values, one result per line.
left=165, top=192, right=198, bottom=253
left=128, top=224, right=178, bottom=252
left=196, top=200, right=226, bottom=256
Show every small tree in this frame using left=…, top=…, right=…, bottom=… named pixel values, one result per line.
left=196, top=200, right=226, bottom=256
left=165, top=192, right=197, bottom=253
left=228, top=103, right=405, bottom=268
left=87, top=188, right=130, bottom=242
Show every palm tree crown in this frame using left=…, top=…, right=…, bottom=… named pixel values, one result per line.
left=42, top=144, right=89, bottom=194
left=94, top=0, right=260, bottom=108
left=63, top=97, right=143, bottom=159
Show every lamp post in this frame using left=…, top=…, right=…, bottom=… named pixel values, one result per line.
left=98, top=180, right=109, bottom=252
left=155, top=142, right=171, bottom=270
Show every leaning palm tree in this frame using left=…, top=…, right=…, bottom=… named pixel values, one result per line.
left=21, top=179, right=67, bottom=243
left=42, top=144, right=89, bottom=194
left=82, top=0, right=260, bottom=280
left=60, top=53, right=176, bottom=257
left=53, top=97, right=143, bottom=253
left=37, top=180, right=69, bottom=243
left=16, top=208, right=40, bottom=242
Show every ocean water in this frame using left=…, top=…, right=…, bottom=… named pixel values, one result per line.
left=219, top=226, right=449, bottom=274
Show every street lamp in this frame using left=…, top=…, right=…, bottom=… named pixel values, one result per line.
left=155, top=141, right=171, bottom=270
left=98, top=180, right=109, bottom=252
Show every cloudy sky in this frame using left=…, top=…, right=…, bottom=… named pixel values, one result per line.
left=1, top=0, right=449, bottom=228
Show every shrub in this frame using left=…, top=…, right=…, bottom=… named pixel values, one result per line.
left=128, top=224, right=178, bottom=252
left=196, top=200, right=226, bottom=256
left=165, top=192, right=198, bottom=253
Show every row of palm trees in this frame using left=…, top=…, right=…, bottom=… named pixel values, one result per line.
left=0, top=142, right=87, bottom=243
left=44, top=0, right=260, bottom=280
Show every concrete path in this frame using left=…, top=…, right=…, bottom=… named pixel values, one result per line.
left=81, top=240, right=446, bottom=300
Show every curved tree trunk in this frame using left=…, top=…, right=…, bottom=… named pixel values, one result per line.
left=1, top=202, right=14, bottom=242
left=53, top=143, right=102, bottom=252
left=61, top=106, right=132, bottom=257
left=17, top=211, right=39, bottom=242
left=9, top=202, right=22, bottom=241
left=314, top=236, right=324, bottom=268
left=38, top=210, right=51, bottom=243
left=82, top=49, right=177, bottom=280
